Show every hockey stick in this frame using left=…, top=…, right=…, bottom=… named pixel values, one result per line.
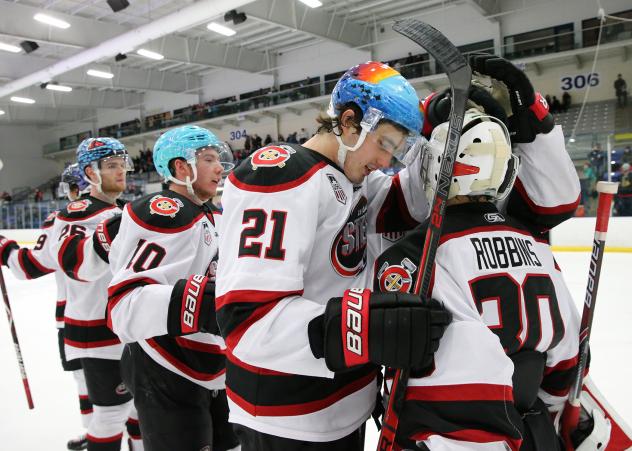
left=0, top=266, right=35, bottom=409
left=377, top=19, right=471, bottom=451
left=561, top=181, right=618, bottom=450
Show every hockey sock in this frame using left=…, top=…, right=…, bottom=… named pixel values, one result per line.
left=87, top=401, right=133, bottom=451
left=126, top=407, right=143, bottom=451
left=73, top=369, right=93, bottom=429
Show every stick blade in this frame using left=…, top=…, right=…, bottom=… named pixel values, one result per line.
left=393, top=19, right=468, bottom=74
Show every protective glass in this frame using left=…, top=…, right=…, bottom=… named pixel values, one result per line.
left=196, top=143, right=234, bottom=175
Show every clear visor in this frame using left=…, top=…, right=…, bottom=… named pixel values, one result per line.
left=362, top=107, right=423, bottom=164
left=196, top=143, right=235, bottom=175
left=58, top=182, right=72, bottom=196
left=94, top=154, right=134, bottom=173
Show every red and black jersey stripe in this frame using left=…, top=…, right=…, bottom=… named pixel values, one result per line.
left=396, top=384, right=523, bottom=450
left=55, top=300, right=66, bottom=324
left=506, top=178, right=579, bottom=234
left=376, top=174, right=419, bottom=233
left=107, top=277, right=159, bottom=329
left=63, top=317, right=121, bottom=349
left=58, top=234, right=88, bottom=281
left=17, top=248, right=55, bottom=279
left=145, top=336, right=225, bottom=382
left=541, top=353, right=586, bottom=397
left=229, top=144, right=334, bottom=193
left=226, top=352, right=377, bottom=417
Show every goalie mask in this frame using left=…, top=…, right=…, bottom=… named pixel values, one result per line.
left=422, top=110, right=519, bottom=202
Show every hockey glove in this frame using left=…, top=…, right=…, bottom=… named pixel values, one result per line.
left=92, top=214, right=121, bottom=263
left=0, top=235, right=19, bottom=266
left=167, top=275, right=218, bottom=336
left=421, top=85, right=508, bottom=138
left=308, top=288, right=452, bottom=372
left=469, top=53, right=554, bottom=143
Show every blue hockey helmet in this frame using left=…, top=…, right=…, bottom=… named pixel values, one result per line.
left=77, top=137, right=130, bottom=175
left=153, top=125, right=234, bottom=183
left=60, top=163, right=89, bottom=192
left=328, top=61, right=423, bottom=137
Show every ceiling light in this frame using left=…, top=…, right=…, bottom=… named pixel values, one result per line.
left=46, top=83, right=72, bottom=92
left=207, top=22, right=236, bottom=37
left=11, top=96, right=36, bottom=104
left=137, top=49, right=164, bottom=60
left=87, top=69, right=114, bottom=79
left=298, top=0, right=322, bottom=8
left=34, top=13, right=71, bottom=29
left=0, top=110, right=5, bottom=115
left=0, top=42, right=21, bottom=53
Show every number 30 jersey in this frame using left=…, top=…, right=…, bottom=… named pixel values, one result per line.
left=374, top=202, right=581, bottom=450
left=54, top=195, right=123, bottom=361
left=106, top=190, right=226, bottom=389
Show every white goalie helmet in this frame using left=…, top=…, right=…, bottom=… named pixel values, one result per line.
left=422, top=109, right=520, bottom=201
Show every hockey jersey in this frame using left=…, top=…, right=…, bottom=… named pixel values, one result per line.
left=216, top=143, right=429, bottom=442
left=373, top=202, right=581, bottom=450
left=4, top=211, right=68, bottom=329
left=55, top=195, right=123, bottom=361
left=106, top=190, right=226, bottom=389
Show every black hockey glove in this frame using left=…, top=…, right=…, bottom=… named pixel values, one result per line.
left=92, top=214, right=121, bottom=263
left=308, top=288, right=452, bottom=372
left=469, top=53, right=554, bottom=143
left=167, top=275, right=218, bottom=336
left=421, top=85, right=508, bottom=138
left=0, top=235, right=19, bottom=266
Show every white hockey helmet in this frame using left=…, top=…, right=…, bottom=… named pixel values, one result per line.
left=422, top=109, right=519, bottom=201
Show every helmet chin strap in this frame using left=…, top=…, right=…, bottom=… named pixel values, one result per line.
left=84, top=168, right=121, bottom=204
left=166, top=161, right=204, bottom=205
left=333, top=126, right=369, bottom=167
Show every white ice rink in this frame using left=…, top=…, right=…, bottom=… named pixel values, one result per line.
left=1, top=251, right=631, bottom=450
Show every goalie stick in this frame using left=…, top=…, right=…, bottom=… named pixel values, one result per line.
left=561, top=181, right=619, bottom=450
left=0, top=266, right=34, bottom=409
left=377, top=19, right=471, bottom=451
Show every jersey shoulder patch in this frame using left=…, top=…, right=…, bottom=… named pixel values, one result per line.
left=41, top=210, right=58, bottom=229
left=57, top=196, right=118, bottom=221
left=229, top=143, right=334, bottom=193
left=126, top=190, right=203, bottom=233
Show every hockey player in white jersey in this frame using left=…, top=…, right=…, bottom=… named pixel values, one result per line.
left=55, top=138, right=143, bottom=451
left=105, top=125, right=239, bottom=451
left=216, top=62, right=453, bottom=450
left=0, top=164, right=93, bottom=450
left=373, top=103, right=610, bottom=450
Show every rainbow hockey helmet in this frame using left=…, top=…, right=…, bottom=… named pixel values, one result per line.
left=76, top=137, right=132, bottom=193
left=327, top=62, right=423, bottom=165
left=423, top=110, right=519, bottom=201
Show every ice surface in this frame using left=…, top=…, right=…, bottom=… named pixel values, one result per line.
left=0, top=251, right=630, bottom=450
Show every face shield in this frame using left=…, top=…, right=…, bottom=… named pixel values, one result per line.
left=196, top=142, right=234, bottom=175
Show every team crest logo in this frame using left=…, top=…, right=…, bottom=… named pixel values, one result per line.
left=382, top=231, right=405, bottom=243
left=327, top=174, right=347, bottom=205
left=250, top=145, right=295, bottom=170
left=88, top=140, right=105, bottom=150
left=484, top=213, right=505, bottom=223
left=67, top=199, right=91, bottom=213
left=149, top=195, right=184, bottom=218
left=330, top=196, right=368, bottom=277
left=377, top=258, right=417, bottom=293
left=115, top=382, right=129, bottom=396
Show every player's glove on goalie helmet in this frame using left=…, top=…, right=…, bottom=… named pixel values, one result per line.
left=308, top=288, right=452, bottom=372
left=168, top=275, right=218, bottom=336
left=469, top=53, right=554, bottom=143
left=421, top=85, right=508, bottom=138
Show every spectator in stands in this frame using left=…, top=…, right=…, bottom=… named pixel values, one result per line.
left=614, top=74, right=628, bottom=108
left=277, top=133, right=285, bottom=142
left=623, top=146, right=632, bottom=165
left=562, top=91, right=571, bottom=112
left=616, top=163, right=632, bottom=215
left=551, top=96, right=562, bottom=114
left=588, top=143, right=606, bottom=180
left=244, top=134, right=252, bottom=153
left=33, top=188, right=43, bottom=202
left=253, top=133, right=262, bottom=149
left=545, top=94, right=552, bottom=108
left=1, top=191, right=12, bottom=203
left=298, top=128, right=309, bottom=144
left=264, top=134, right=272, bottom=146
left=286, top=132, right=298, bottom=144
left=579, top=161, right=596, bottom=207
